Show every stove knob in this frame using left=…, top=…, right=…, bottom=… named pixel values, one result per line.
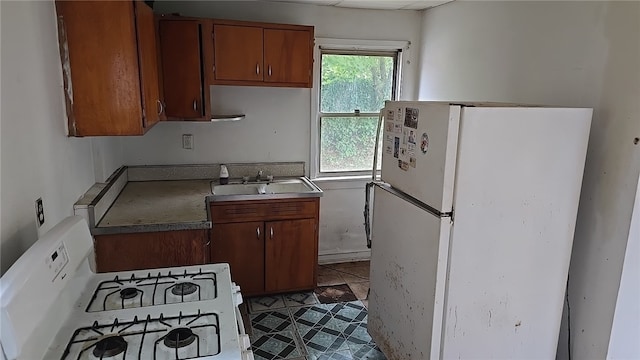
left=232, top=282, right=241, bottom=293
left=241, top=334, right=251, bottom=349
left=234, top=291, right=243, bottom=306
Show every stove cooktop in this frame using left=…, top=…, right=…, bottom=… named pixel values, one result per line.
left=46, top=264, right=247, bottom=360
left=86, top=269, right=219, bottom=312
left=62, top=310, right=220, bottom=360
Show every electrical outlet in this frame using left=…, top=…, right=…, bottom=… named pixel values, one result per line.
left=182, top=134, right=194, bottom=150
left=35, top=198, right=45, bottom=226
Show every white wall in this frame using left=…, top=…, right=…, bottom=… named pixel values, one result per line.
left=418, top=2, right=640, bottom=359
left=121, top=1, right=423, bottom=261
left=607, top=175, right=640, bottom=359
left=0, top=1, right=122, bottom=274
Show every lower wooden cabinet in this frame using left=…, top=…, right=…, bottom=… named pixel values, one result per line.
left=265, top=219, right=317, bottom=292
left=94, top=229, right=209, bottom=272
left=210, top=198, right=319, bottom=296
left=210, top=221, right=265, bottom=295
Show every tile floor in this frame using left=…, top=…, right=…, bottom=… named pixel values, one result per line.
left=241, top=261, right=385, bottom=360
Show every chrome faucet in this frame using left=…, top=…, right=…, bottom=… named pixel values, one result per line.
left=256, top=170, right=264, bottom=182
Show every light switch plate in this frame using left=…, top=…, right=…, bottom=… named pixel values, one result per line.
left=182, top=134, right=194, bottom=150
left=35, top=198, right=45, bottom=226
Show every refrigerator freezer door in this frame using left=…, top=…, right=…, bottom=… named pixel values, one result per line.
left=441, top=107, right=592, bottom=359
left=368, top=185, right=452, bottom=360
left=381, top=101, right=460, bottom=213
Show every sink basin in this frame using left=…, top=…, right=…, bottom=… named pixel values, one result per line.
left=210, top=177, right=323, bottom=201
left=212, top=183, right=265, bottom=196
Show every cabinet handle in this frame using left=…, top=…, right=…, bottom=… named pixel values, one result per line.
left=268, top=65, right=272, bottom=77
left=270, top=227, right=273, bottom=239
left=193, top=100, right=197, bottom=111
left=205, top=240, right=211, bottom=246
left=157, top=100, right=163, bottom=115
left=256, top=63, right=260, bottom=75
left=257, top=227, right=260, bottom=238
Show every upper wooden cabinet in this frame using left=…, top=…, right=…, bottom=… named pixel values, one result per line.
left=55, top=1, right=162, bottom=136
left=212, top=20, right=314, bottom=88
left=158, top=18, right=213, bottom=120
left=264, top=29, right=313, bottom=85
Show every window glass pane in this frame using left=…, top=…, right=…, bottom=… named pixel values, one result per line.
left=320, top=54, right=394, bottom=113
left=320, top=116, right=382, bottom=173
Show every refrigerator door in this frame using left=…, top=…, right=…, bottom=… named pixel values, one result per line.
left=441, top=107, right=592, bottom=359
left=381, top=101, right=460, bottom=213
left=368, top=184, right=452, bottom=360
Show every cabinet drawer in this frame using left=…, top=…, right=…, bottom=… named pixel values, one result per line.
left=211, top=199, right=318, bottom=223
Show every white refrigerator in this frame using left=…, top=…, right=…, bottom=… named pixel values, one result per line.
left=367, top=101, right=592, bottom=359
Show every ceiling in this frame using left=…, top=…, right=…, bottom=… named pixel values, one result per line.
left=261, top=0, right=454, bottom=11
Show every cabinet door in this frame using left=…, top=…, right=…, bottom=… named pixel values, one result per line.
left=94, top=230, right=208, bottom=272
left=56, top=1, right=144, bottom=136
left=210, top=222, right=265, bottom=295
left=134, top=1, right=161, bottom=129
left=213, top=24, right=263, bottom=82
left=265, top=219, right=317, bottom=292
left=264, top=29, right=312, bottom=86
left=159, top=21, right=205, bottom=119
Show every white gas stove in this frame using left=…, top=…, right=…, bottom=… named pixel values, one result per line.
left=0, top=216, right=253, bottom=360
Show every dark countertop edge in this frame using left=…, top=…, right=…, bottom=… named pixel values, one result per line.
left=91, top=220, right=212, bottom=236
left=205, top=191, right=324, bottom=203
left=88, top=166, right=128, bottom=207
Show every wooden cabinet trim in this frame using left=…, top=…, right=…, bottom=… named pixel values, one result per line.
left=212, top=18, right=313, bottom=32
left=211, top=198, right=319, bottom=223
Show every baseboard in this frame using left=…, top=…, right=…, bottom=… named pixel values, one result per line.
left=318, top=250, right=371, bottom=265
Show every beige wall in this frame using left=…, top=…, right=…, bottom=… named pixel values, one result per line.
left=419, top=1, right=640, bottom=358
left=0, top=1, right=123, bottom=274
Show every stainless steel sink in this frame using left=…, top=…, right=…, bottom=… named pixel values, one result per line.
left=209, top=177, right=323, bottom=201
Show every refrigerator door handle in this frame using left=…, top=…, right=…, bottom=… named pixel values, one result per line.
left=371, top=109, right=385, bottom=182
left=375, top=182, right=453, bottom=219
left=364, top=181, right=374, bottom=248
left=364, top=108, right=386, bottom=248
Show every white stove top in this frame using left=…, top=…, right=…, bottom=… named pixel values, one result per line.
left=0, top=217, right=252, bottom=360
left=84, top=267, right=222, bottom=312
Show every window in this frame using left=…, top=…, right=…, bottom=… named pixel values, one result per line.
left=311, top=39, right=404, bottom=178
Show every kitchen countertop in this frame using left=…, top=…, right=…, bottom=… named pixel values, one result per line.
left=94, top=180, right=212, bottom=234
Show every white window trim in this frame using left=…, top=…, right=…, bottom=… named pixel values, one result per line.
left=309, top=38, right=409, bottom=180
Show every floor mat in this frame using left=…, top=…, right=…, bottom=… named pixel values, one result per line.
left=314, top=284, right=358, bottom=304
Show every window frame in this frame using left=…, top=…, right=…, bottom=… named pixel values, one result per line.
left=310, top=38, right=408, bottom=179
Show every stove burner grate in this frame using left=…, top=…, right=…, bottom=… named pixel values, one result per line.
left=86, top=269, right=218, bottom=312
left=63, top=311, right=221, bottom=360
left=119, top=287, right=138, bottom=299
left=163, top=327, right=196, bottom=349
left=92, top=335, right=127, bottom=358
left=170, top=282, right=198, bottom=296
